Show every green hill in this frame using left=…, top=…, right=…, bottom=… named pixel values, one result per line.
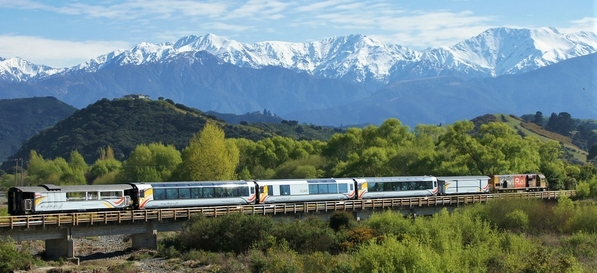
left=1, top=98, right=340, bottom=169
left=471, top=114, right=588, bottom=164
left=0, top=97, right=76, bottom=163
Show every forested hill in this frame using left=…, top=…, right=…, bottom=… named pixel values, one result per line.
left=0, top=98, right=341, bottom=169
left=0, top=97, right=76, bottom=163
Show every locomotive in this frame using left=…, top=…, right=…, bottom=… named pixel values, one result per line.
left=6, top=174, right=546, bottom=215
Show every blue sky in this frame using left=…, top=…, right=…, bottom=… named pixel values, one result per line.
left=1, top=0, right=595, bottom=68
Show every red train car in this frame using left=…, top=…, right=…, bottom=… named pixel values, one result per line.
left=489, top=174, right=547, bottom=192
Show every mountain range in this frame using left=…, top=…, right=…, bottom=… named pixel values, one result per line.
left=0, top=27, right=595, bottom=127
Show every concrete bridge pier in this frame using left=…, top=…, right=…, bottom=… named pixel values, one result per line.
left=45, top=228, right=79, bottom=264
left=131, top=223, right=158, bottom=250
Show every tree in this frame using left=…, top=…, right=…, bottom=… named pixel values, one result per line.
left=546, top=112, right=575, bottom=136
left=120, top=143, right=181, bottom=182
left=532, top=111, right=544, bottom=126
left=174, top=123, right=239, bottom=181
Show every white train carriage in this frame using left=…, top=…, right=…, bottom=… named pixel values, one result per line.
left=436, top=176, right=490, bottom=195
left=255, top=178, right=356, bottom=203
left=359, top=176, right=438, bottom=199
left=7, top=184, right=134, bottom=215
left=132, top=181, right=256, bottom=209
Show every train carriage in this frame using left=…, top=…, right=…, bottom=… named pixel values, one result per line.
left=132, top=180, right=256, bottom=209
left=436, top=176, right=491, bottom=195
left=256, top=178, right=356, bottom=203
left=359, top=176, right=438, bottom=199
left=7, top=184, right=134, bottom=215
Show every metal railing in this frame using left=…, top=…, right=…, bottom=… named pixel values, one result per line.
left=0, top=190, right=575, bottom=229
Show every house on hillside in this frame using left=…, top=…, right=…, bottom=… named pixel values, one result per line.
left=123, top=94, right=150, bottom=100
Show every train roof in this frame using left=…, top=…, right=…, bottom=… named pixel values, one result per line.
left=254, top=178, right=353, bottom=185
left=133, top=180, right=251, bottom=188
left=10, top=184, right=134, bottom=192
left=436, top=176, right=491, bottom=181
left=362, top=176, right=437, bottom=182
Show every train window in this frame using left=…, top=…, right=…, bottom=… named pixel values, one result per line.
left=267, top=185, right=274, bottom=196
left=226, top=187, right=237, bottom=197
left=100, top=191, right=122, bottom=199
left=309, top=184, right=318, bottom=194
left=328, top=183, right=338, bottom=193
left=179, top=188, right=190, bottom=199
left=140, top=190, right=145, bottom=198
left=203, top=187, right=214, bottom=198
left=154, top=189, right=166, bottom=200
left=190, top=188, right=201, bottom=199
left=240, top=186, right=250, bottom=196
left=215, top=187, right=226, bottom=197
left=350, top=184, right=354, bottom=191
left=67, top=192, right=86, bottom=201
left=280, top=185, right=290, bottom=195
left=166, top=188, right=179, bottom=199
left=249, top=187, right=255, bottom=195
left=339, top=183, right=348, bottom=192
left=318, top=184, right=329, bottom=194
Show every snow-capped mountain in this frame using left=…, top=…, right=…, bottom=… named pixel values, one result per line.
left=406, top=27, right=597, bottom=79
left=1, top=27, right=595, bottom=84
left=0, top=57, right=65, bottom=82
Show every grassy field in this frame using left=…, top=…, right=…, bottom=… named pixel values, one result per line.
left=496, top=114, right=587, bottom=163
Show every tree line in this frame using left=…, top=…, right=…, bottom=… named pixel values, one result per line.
left=2, top=117, right=597, bottom=196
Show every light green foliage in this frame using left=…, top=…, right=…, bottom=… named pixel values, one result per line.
left=504, top=209, right=530, bottom=232
left=439, top=121, right=544, bottom=175
left=90, top=158, right=122, bottom=183
left=0, top=173, right=16, bottom=191
left=575, top=176, right=597, bottom=198
left=0, top=237, right=41, bottom=272
left=25, top=150, right=87, bottom=185
left=174, top=123, right=239, bottom=181
left=355, top=236, right=440, bottom=273
left=553, top=195, right=577, bottom=233
left=120, top=143, right=181, bottom=182
left=325, top=118, right=416, bottom=177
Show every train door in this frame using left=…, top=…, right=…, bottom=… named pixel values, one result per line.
left=258, top=184, right=274, bottom=203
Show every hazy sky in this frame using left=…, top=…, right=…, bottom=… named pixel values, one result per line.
left=1, top=0, right=595, bottom=68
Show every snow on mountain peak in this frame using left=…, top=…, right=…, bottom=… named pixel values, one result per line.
left=0, top=57, right=64, bottom=82
left=0, top=27, right=595, bottom=83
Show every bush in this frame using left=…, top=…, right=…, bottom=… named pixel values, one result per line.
left=0, top=237, right=41, bottom=272
left=329, top=211, right=356, bottom=231
left=273, top=218, right=339, bottom=254
left=177, top=214, right=274, bottom=254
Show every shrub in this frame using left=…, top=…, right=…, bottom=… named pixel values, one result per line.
left=273, top=218, right=339, bottom=254
left=177, top=214, right=274, bottom=254
left=329, top=211, right=356, bottom=232
left=0, top=237, right=41, bottom=272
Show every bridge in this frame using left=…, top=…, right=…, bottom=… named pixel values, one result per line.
left=0, top=191, right=574, bottom=263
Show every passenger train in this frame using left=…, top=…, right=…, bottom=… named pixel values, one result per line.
left=6, top=173, right=547, bottom=215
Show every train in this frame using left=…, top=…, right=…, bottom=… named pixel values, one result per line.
left=6, top=173, right=547, bottom=215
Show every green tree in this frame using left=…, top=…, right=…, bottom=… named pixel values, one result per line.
left=175, top=123, right=239, bottom=181
left=121, top=143, right=181, bottom=182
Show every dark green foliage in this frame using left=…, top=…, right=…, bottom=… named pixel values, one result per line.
left=546, top=112, right=576, bottom=137
left=272, top=218, right=339, bottom=254
left=329, top=211, right=356, bottom=231
left=1, top=98, right=273, bottom=167
left=0, top=97, right=76, bottom=163
left=177, top=214, right=274, bottom=254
